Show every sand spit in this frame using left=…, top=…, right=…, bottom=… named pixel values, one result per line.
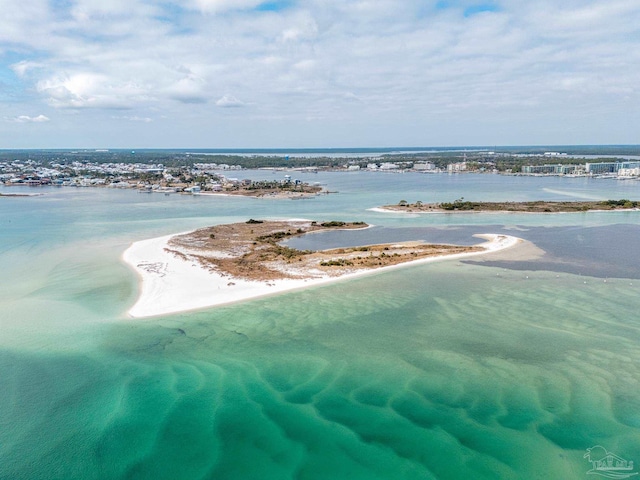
left=123, top=224, right=520, bottom=318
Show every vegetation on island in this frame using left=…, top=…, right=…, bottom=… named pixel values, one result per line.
left=224, top=180, right=323, bottom=197
left=388, top=198, right=640, bottom=213
left=600, top=199, right=639, bottom=209
left=166, top=219, right=480, bottom=282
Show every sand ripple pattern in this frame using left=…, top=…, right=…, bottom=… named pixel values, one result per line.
left=2, top=266, right=640, bottom=479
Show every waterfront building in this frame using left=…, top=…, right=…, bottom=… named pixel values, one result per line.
left=618, top=167, right=640, bottom=177
left=379, top=162, right=399, bottom=170
left=521, top=164, right=577, bottom=174
left=413, top=162, right=435, bottom=171
left=447, top=162, right=467, bottom=173
left=586, top=162, right=620, bottom=174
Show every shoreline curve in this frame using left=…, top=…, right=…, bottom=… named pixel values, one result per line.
left=122, top=230, right=521, bottom=318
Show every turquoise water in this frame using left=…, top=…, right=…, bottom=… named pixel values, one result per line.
left=1, top=174, right=640, bottom=479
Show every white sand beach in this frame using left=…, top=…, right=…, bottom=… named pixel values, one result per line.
left=123, top=231, right=520, bottom=318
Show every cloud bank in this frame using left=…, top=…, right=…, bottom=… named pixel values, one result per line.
left=1, top=0, right=638, bottom=147
left=12, top=115, right=50, bottom=123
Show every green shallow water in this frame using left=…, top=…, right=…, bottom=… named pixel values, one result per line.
left=3, top=265, right=640, bottom=479
left=2, top=179, right=640, bottom=479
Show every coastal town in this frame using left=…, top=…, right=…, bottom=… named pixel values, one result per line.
left=0, top=157, right=325, bottom=196
left=1, top=150, right=640, bottom=194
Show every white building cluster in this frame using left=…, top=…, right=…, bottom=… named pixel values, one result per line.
left=521, top=161, right=640, bottom=178
left=365, top=161, right=439, bottom=172
left=447, top=162, right=467, bottom=173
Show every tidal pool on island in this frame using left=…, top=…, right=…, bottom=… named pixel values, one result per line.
left=1, top=174, right=640, bottom=479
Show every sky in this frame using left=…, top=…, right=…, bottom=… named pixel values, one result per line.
left=1, top=0, right=639, bottom=148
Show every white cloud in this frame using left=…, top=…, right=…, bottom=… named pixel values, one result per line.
left=216, top=95, right=245, bottom=108
left=10, top=61, right=41, bottom=77
left=36, top=73, right=154, bottom=109
left=188, top=0, right=265, bottom=13
left=13, top=115, right=50, bottom=123
left=112, top=115, right=153, bottom=122
left=165, top=75, right=209, bottom=104
left=279, top=19, right=318, bottom=43
left=69, top=0, right=160, bottom=21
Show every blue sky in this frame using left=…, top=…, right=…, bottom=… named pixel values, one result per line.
left=1, top=0, right=639, bottom=148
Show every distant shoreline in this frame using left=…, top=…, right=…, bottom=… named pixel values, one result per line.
left=377, top=200, right=640, bottom=214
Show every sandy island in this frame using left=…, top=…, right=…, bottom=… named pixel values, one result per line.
left=123, top=219, right=521, bottom=318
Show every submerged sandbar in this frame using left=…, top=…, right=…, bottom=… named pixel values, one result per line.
left=123, top=219, right=520, bottom=318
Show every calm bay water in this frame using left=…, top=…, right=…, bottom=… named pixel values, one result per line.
left=1, top=173, right=640, bottom=479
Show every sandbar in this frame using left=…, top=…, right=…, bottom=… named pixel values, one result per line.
left=123, top=222, right=521, bottom=318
